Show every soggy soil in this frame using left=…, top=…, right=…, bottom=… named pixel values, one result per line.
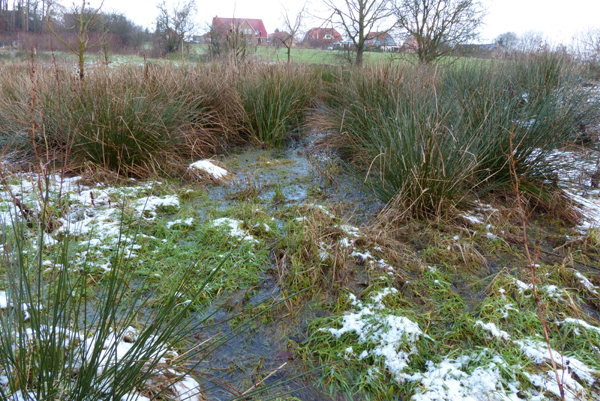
left=182, top=140, right=600, bottom=400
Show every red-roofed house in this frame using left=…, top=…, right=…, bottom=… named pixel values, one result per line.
left=400, top=37, right=418, bottom=53
left=303, top=28, right=343, bottom=48
left=365, top=32, right=398, bottom=51
left=268, top=31, right=292, bottom=46
left=212, top=17, right=268, bottom=45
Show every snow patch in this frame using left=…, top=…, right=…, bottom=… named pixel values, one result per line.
left=321, top=289, right=425, bottom=377
left=166, top=217, right=194, bottom=229
left=211, top=218, right=258, bottom=243
left=475, top=321, right=510, bottom=341
left=406, top=353, right=521, bottom=401
left=188, top=160, right=228, bottom=180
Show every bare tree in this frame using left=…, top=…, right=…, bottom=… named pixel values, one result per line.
left=278, top=3, right=306, bottom=63
left=208, top=17, right=252, bottom=65
left=517, top=31, right=545, bottom=53
left=392, top=0, right=486, bottom=64
left=574, top=28, right=600, bottom=64
left=155, top=0, right=197, bottom=56
left=323, top=0, right=394, bottom=67
left=46, top=0, right=106, bottom=82
left=495, top=31, right=518, bottom=51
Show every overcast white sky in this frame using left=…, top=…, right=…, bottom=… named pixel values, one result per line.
left=90, top=0, right=599, bottom=45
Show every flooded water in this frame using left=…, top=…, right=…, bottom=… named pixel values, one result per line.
left=185, top=139, right=382, bottom=400
left=198, top=140, right=383, bottom=222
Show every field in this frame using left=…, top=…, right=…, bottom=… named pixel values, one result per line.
left=0, top=50, right=599, bottom=401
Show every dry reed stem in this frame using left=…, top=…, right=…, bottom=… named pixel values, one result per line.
left=508, top=131, right=565, bottom=401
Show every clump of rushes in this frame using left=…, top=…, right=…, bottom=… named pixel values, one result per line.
left=240, top=64, right=316, bottom=147
left=315, top=53, right=596, bottom=218
left=0, top=64, right=245, bottom=178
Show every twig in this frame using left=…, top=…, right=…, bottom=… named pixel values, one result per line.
left=241, top=361, right=288, bottom=396
left=507, top=132, right=565, bottom=401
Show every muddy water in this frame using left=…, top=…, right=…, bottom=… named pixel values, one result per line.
left=189, top=142, right=382, bottom=400
left=197, top=142, right=383, bottom=224
left=193, top=278, right=328, bottom=400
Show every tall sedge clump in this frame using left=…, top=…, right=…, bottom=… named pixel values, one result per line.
left=71, top=66, right=200, bottom=177
left=240, top=64, right=316, bottom=147
left=316, top=56, right=595, bottom=218
left=448, top=54, right=593, bottom=191
left=0, top=63, right=246, bottom=178
left=315, top=65, right=479, bottom=217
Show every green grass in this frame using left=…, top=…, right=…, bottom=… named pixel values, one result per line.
left=0, top=191, right=223, bottom=400
left=300, top=253, right=600, bottom=399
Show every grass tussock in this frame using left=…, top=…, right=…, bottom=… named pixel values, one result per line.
left=239, top=64, right=318, bottom=147
left=0, top=52, right=596, bottom=222
left=0, top=64, right=245, bottom=178
left=314, top=53, right=596, bottom=218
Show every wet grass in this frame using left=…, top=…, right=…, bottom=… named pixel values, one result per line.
left=2, top=143, right=600, bottom=400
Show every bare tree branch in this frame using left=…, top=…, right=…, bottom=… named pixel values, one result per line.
left=392, top=0, right=485, bottom=63
left=278, top=2, right=307, bottom=63
left=323, top=0, right=394, bottom=67
left=155, top=0, right=197, bottom=56
left=46, top=0, right=106, bottom=82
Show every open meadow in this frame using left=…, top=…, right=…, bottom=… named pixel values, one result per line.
left=0, top=50, right=600, bottom=400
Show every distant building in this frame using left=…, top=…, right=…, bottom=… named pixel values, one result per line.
left=191, top=35, right=208, bottom=44
left=212, top=17, right=268, bottom=45
left=399, top=37, right=418, bottom=53
left=303, top=28, right=343, bottom=48
left=364, top=32, right=398, bottom=51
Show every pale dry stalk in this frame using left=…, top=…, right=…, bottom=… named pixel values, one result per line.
left=507, top=132, right=565, bottom=401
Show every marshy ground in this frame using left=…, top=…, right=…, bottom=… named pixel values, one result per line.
left=1, top=53, right=600, bottom=400
left=2, top=137, right=600, bottom=400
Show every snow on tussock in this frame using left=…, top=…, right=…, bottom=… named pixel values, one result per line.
left=212, top=218, right=258, bottom=243
left=166, top=217, right=194, bottom=229
left=322, top=288, right=425, bottom=377
left=574, top=271, right=599, bottom=294
left=321, top=288, right=600, bottom=400
left=512, top=278, right=564, bottom=301
left=515, top=337, right=599, bottom=401
left=475, top=321, right=510, bottom=341
left=515, top=338, right=598, bottom=385
left=320, top=289, right=530, bottom=400
left=133, top=195, right=180, bottom=220
left=405, top=353, right=521, bottom=401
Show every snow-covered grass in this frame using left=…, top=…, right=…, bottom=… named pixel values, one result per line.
left=0, top=214, right=219, bottom=400
left=0, top=170, right=282, bottom=399
left=2, top=133, right=600, bottom=401
left=303, top=259, right=600, bottom=400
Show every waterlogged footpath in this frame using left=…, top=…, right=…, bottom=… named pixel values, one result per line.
left=1, top=140, right=600, bottom=400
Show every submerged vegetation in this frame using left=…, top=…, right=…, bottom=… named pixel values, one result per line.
left=0, top=50, right=600, bottom=400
